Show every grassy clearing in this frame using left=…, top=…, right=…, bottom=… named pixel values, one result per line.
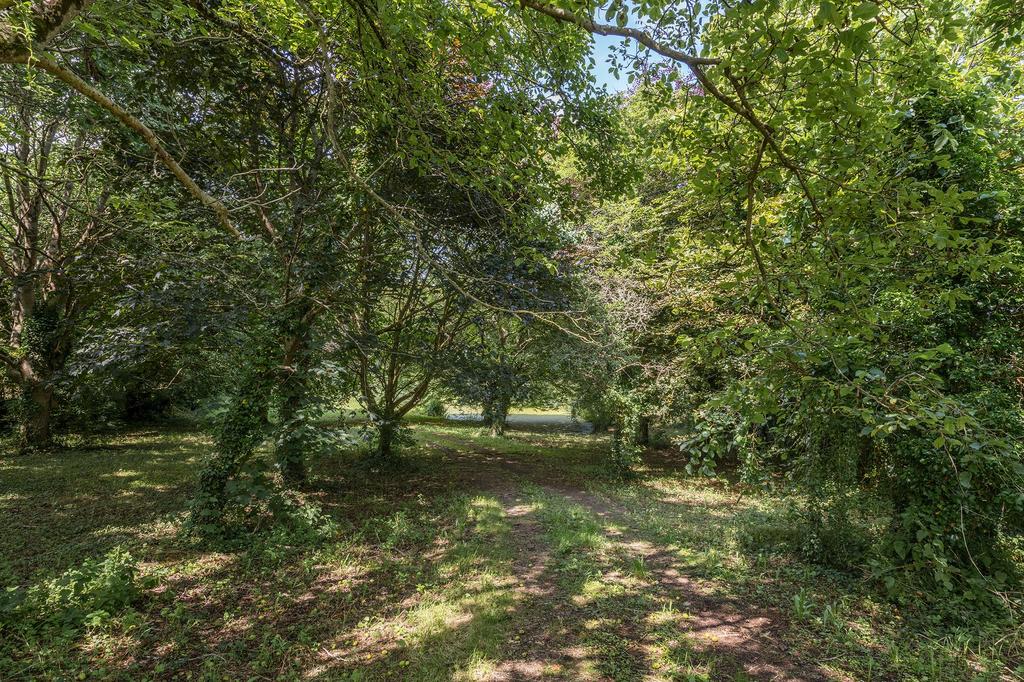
left=1, top=419, right=1021, bottom=680
left=413, top=420, right=1024, bottom=681
left=1, top=426, right=526, bottom=680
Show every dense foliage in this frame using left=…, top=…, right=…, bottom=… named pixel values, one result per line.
left=1, top=0, right=1021, bottom=624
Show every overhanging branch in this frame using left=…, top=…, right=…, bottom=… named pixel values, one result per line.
left=518, top=0, right=719, bottom=67
left=5, top=53, right=241, bottom=239
left=517, top=1, right=822, bottom=224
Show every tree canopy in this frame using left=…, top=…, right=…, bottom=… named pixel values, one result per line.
left=2, top=0, right=1023, bottom=623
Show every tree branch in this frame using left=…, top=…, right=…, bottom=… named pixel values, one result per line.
left=518, top=0, right=719, bottom=67
left=518, top=1, right=822, bottom=223
left=0, top=0, right=92, bottom=61
left=5, top=53, right=241, bottom=238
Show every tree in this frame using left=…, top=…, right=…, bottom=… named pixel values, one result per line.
left=0, top=69, right=123, bottom=448
left=345, top=222, right=468, bottom=458
left=445, top=312, right=556, bottom=437
left=175, top=0, right=594, bottom=527
left=441, top=233, right=582, bottom=438
left=559, top=1, right=1024, bottom=603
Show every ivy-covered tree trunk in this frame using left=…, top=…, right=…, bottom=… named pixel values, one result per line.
left=480, top=399, right=494, bottom=427
left=276, top=384, right=308, bottom=488
left=275, top=324, right=312, bottom=489
left=607, top=421, right=640, bottom=480
left=20, top=378, right=54, bottom=449
left=376, top=418, right=396, bottom=460
left=188, top=304, right=318, bottom=535
left=188, top=366, right=272, bottom=536
left=489, top=398, right=509, bottom=438
left=635, top=416, right=651, bottom=447
left=489, top=416, right=505, bottom=437
left=13, top=303, right=67, bottom=451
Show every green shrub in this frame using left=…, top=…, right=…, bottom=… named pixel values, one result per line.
left=605, top=432, right=641, bottom=480
left=1, top=547, right=142, bottom=638
left=791, top=493, right=874, bottom=571
left=421, top=397, right=447, bottom=418
left=738, top=493, right=877, bottom=573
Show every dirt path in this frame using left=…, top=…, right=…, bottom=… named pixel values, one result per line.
left=549, top=485, right=835, bottom=682
left=451, top=443, right=841, bottom=682
left=488, top=489, right=584, bottom=681
left=452, top=454, right=584, bottom=680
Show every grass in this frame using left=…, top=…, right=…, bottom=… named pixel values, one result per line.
left=578, top=475, right=1023, bottom=681
left=1, top=418, right=1021, bottom=680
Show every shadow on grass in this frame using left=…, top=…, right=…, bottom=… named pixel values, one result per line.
left=3, top=423, right=1014, bottom=681
left=0, top=428, right=210, bottom=581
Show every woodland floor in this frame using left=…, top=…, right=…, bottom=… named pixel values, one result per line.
left=1, top=419, right=1020, bottom=681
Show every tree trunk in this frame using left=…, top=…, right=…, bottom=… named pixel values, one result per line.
left=20, top=380, right=53, bottom=450
left=276, top=386, right=307, bottom=488
left=275, top=315, right=312, bottom=488
left=489, top=415, right=505, bottom=438
left=636, top=416, right=651, bottom=447
left=489, top=400, right=509, bottom=438
left=376, top=420, right=396, bottom=460
left=188, top=370, right=271, bottom=534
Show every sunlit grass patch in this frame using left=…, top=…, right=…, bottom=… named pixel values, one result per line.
left=1, top=427, right=538, bottom=680
left=526, top=486, right=609, bottom=555
left=572, top=576, right=629, bottom=608
left=644, top=627, right=711, bottom=682
left=450, top=650, right=500, bottom=681
left=465, top=496, right=508, bottom=536
left=314, top=493, right=528, bottom=680
left=0, top=428, right=209, bottom=582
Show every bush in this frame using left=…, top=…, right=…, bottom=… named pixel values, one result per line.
left=738, top=492, right=878, bottom=573
left=605, top=432, right=641, bottom=480
left=0, top=547, right=143, bottom=638
left=421, top=397, right=447, bottom=418
left=791, top=492, right=874, bottom=571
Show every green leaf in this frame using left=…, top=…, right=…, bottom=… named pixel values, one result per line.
left=852, top=1, right=879, bottom=20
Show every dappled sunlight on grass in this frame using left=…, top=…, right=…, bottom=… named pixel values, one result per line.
left=301, top=493, right=538, bottom=680
left=0, top=428, right=209, bottom=582
left=2, top=423, right=1019, bottom=680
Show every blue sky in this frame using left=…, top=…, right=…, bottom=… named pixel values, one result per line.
left=585, top=1, right=703, bottom=94
left=590, top=33, right=631, bottom=93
